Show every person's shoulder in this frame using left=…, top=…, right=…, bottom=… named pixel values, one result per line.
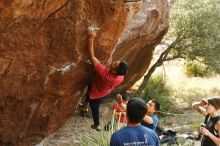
left=106, top=72, right=124, bottom=83
left=117, top=126, right=132, bottom=133
left=216, top=120, right=220, bottom=126
left=94, top=62, right=108, bottom=75
left=216, top=121, right=220, bottom=131
left=113, top=102, right=118, bottom=106
left=151, top=114, right=158, bottom=118
left=117, top=75, right=124, bottom=80
left=140, top=125, right=152, bottom=130
left=95, top=62, right=106, bottom=69
left=137, top=125, right=148, bottom=130
left=113, top=103, right=119, bottom=108
left=112, top=127, right=127, bottom=136
left=117, top=126, right=128, bottom=131
left=113, top=75, right=124, bottom=83
left=140, top=125, right=157, bottom=134
left=150, top=115, right=158, bottom=123
left=111, top=130, right=118, bottom=136
left=214, top=116, right=220, bottom=124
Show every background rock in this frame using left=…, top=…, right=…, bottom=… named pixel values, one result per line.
left=0, top=0, right=169, bottom=145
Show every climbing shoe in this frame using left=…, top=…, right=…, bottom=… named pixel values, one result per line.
left=79, top=104, right=89, bottom=117
left=91, top=124, right=101, bottom=131
left=81, top=106, right=89, bottom=113
left=79, top=103, right=89, bottom=113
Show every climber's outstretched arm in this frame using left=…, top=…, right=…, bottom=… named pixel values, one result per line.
left=88, top=31, right=100, bottom=66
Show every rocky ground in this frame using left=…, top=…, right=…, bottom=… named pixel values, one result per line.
left=35, top=102, right=113, bottom=146
left=43, top=116, right=93, bottom=146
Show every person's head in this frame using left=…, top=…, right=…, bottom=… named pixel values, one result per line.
left=121, top=94, right=128, bottom=101
left=127, top=98, right=147, bottom=123
left=109, top=60, right=128, bottom=75
left=206, top=96, right=220, bottom=114
left=147, top=99, right=160, bottom=114
left=115, top=93, right=127, bottom=103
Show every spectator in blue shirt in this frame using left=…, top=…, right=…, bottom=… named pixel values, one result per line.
left=110, top=98, right=160, bottom=146
left=141, top=99, right=160, bottom=131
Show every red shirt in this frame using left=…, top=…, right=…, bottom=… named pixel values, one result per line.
left=89, top=63, right=124, bottom=99
left=113, top=102, right=127, bottom=123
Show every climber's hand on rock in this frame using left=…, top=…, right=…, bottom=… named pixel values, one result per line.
left=88, top=27, right=98, bottom=38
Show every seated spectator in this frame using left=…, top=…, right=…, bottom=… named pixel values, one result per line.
left=141, top=99, right=160, bottom=131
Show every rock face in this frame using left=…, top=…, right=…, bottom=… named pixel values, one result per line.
left=0, top=0, right=169, bottom=145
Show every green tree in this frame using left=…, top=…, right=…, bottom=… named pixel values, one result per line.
left=138, top=0, right=220, bottom=93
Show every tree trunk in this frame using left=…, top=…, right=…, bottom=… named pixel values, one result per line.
left=137, top=38, right=180, bottom=94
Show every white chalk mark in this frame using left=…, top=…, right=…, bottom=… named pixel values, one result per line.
left=44, top=62, right=77, bottom=85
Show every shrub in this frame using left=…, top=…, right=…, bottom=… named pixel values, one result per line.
left=80, top=130, right=112, bottom=146
left=183, top=60, right=213, bottom=77
left=138, top=72, right=176, bottom=115
left=80, top=119, right=122, bottom=146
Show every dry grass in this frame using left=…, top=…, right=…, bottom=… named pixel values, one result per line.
left=169, top=66, right=220, bottom=101
left=155, top=65, right=220, bottom=109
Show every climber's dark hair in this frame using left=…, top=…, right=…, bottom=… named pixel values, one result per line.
left=115, top=61, right=128, bottom=75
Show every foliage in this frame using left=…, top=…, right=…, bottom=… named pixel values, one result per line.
left=138, top=0, right=220, bottom=93
left=138, top=72, right=176, bottom=114
left=168, top=0, right=220, bottom=73
left=183, top=60, right=213, bottom=77
left=80, top=130, right=112, bottom=146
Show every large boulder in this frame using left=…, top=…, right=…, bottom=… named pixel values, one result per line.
left=0, top=0, right=169, bottom=145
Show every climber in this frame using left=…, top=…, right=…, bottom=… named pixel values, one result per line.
left=80, top=27, right=128, bottom=131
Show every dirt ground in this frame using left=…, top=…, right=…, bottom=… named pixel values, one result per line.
left=38, top=102, right=113, bottom=146
left=44, top=116, right=93, bottom=146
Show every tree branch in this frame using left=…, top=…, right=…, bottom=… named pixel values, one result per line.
left=136, top=37, right=180, bottom=94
